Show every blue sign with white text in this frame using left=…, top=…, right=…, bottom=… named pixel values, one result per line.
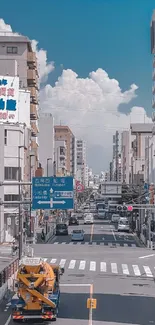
left=32, top=176, right=74, bottom=210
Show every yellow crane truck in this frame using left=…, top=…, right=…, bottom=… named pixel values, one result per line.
left=11, top=256, right=64, bottom=322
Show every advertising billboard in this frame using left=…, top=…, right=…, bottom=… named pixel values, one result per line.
left=0, top=76, right=19, bottom=123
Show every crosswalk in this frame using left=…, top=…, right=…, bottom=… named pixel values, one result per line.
left=42, top=257, right=155, bottom=278
left=52, top=241, right=137, bottom=247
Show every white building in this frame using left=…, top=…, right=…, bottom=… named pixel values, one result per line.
left=76, top=140, right=87, bottom=186
left=55, top=140, right=67, bottom=176
left=38, top=113, right=54, bottom=176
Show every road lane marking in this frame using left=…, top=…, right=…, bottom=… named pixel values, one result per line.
left=90, top=261, right=96, bottom=271
left=100, top=262, right=106, bottom=272
left=139, top=254, right=155, bottom=259
left=54, top=242, right=58, bottom=244
left=122, top=264, right=129, bottom=275
left=79, top=260, right=86, bottom=270
left=50, top=258, right=57, bottom=264
left=68, top=260, right=76, bottom=269
left=61, top=242, right=66, bottom=244
left=110, top=225, right=116, bottom=241
left=59, top=259, right=66, bottom=267
left=132, top=265, right=141, bottom=276
left=111, top=263, right=118, bottom=273
left=143, top=266, right=153, bottom=277
left=4, top=315, right=11, bottom=325
left=131, top=244, right=136, bottom=247
left=43, top=258, right=47, bottom=262
left=60, top=283, right=91, bottom=286
left=90, top=224, right=94, bottom=243
left=89, top=284, right=93, bottom=325
left=124, top=244, right=128, bottom=247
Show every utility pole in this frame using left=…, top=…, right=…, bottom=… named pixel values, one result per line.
left=18, top=146, right=23, bottom=260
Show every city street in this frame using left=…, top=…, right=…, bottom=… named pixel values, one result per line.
left=2, top=219, right=155, bottom=325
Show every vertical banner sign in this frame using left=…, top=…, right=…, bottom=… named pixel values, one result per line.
left=0, top=76, right=19, bottom=123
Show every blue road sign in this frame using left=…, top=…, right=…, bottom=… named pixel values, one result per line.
left=32, top=176, right=74, bottom=210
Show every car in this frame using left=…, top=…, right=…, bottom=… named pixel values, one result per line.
left=84, top=213, right=94, bottom=224
left=111, top=214, right=120, bottom=223
left=71, top=229, right=85, bottom=241
left=55, top=223, right=68, bottom=235
left=69, top=216, right=79, bottom=225
left=117, top=218, right=130, bottom=232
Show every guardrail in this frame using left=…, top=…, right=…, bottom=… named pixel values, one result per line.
left=0, top=257, right=19, bottom=300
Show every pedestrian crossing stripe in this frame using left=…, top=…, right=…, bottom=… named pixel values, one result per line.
left=52, top=242, right=137, bottom=247
left=41, top=258, right=154, bottom=278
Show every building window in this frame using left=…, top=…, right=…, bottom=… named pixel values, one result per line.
left=4, top=167, right=21, bottom=180
left=4, top=129, right=7, bottom=145
left=7, top=46, right=18, bottom=54
left=4, top=194, right=20, bottom=208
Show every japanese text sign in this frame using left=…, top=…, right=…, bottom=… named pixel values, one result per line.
left=0, top=76, right=19, bottom=123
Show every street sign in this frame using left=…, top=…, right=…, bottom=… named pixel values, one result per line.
left=87, top=298, right=97, bottom=309
left=32, top=176, right=74, bottom=210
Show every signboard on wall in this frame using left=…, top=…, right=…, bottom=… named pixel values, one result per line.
left=0, top=76, right=19, bottom=123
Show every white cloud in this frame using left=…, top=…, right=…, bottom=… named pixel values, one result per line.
left=0, top=18, right=54, bottom=84
left=31, top=40, right=54, bottom=84
left=40, top=68, right=151, bottom=151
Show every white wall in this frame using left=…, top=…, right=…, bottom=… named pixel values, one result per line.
left=0, top=124, right=4, bottom=242
left=38, top=113, right=54, bottom=176
left=18, top=90, right=30, bottom=128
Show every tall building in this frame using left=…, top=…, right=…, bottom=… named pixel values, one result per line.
left=110, top=131, right=122, bottom=182
left=38, top=113, right=54, bottom=177
left=55, top=140, right=67, bottom=176
left=0, top=33, right=39, bottom=169
left=76, top=140, right=87, bottom=186
left=54, top=125, right=76, bottom=177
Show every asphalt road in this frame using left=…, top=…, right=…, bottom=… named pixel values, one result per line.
left=2, top=219, right=155, bottom=325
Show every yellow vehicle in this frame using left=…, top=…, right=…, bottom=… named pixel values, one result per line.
left=11, top=256, right=64, bottom=322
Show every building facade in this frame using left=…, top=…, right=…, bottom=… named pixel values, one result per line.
left=76, top=140, right=87, bottom=186
left=0, top=34, right=39, bottom=169
left=54, top=125, right=76, bottom=176
left=55, top=140, right=67, bottom=176
left=38, top=113, right=54, bottom=177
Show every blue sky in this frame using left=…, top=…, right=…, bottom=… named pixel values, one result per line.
left=0, top=0, right=155, bottom=172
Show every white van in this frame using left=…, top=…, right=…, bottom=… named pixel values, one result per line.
left=111, top=214, right=120, bottom=223
left=118, top=218, right=130, bottom=232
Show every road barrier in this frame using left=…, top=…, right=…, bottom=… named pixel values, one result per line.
left=0, top=257, right=19, bottom=300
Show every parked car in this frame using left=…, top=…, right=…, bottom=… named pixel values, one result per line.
left=111, top=214, right=120, bottom=223
left=69, top=216, right=79, bottom=225
left=55, top=223, right=68, bottom=235
left=71, top=229, right=85, bottom=241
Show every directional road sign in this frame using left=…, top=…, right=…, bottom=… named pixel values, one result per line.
left=32, top=176, right=74, bottom=210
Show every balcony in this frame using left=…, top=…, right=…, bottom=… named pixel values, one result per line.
left=27, top=69, right=38, bottom=86
left=30, top=104, right=38, bottom=120
left=28, top=87, right=38, bottom=104
left=31, top=122, right=38, bottom=137
left=60, top=147, right=66, bottom=158
left=31, top=139, right=38, bottom=150
left=27, top=52, right=37, bottom=68
left=152, top=125, right=155, bottom=135
left=152, top=112, right=155, bottom=122
left=153, top=70, right=155, bottom=81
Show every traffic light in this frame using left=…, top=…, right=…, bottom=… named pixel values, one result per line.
left=122, top=205, right=127, bottom=211
left=117, top=205, right=122, bottom=211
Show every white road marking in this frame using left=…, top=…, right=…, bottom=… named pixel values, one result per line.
left=50, top=258, right=57, bottom=264
left=54, top=242, right=58, bottom=244
left=90, top=261, right=96, bottom=271
left=60, top=283, right=91, bottom=287
left=61, top=242, right=66, bottom=244
left=139, top=254, right=155, bottom=259
left=111, top=228, right=116, bottom=241
left=131, top=244, right=136, bottom=247
left=68, top=260, right=76, bottom=269
left=122, top=264, right=129, bottom=275
left=124, top=243, right=128, bottom=247
left=79, top=260, right=86, bottom=270
left=43, top=258, right=47, bottom=262
left=4, top=315, right=11, bottom=325
left=100, top=262, right=106, bottom=272
left=132, top=265, right=141, bottom=276
left=59, top=259, right=66, bottom=267
left=111, top=263, right=118, bottom=273
left=143, top=266, right=153, bottom=277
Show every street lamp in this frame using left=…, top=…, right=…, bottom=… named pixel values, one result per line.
left=29, top=153, right=35, bottom=237
left=47, top=158, right=53, bottom=177
left=18, top=145, right=24, bottom=260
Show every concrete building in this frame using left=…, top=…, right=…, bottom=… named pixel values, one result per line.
left=0, top=33, right=39, bottom=168
left=54, top=125, right=76, bottom=177
left=38, top=113, right=54, bottom=177
left=55, top=140, right=67, bottom=176
left=76, top=140, right=87, bottom=186
left=121, top=124, right=153, bottom=185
